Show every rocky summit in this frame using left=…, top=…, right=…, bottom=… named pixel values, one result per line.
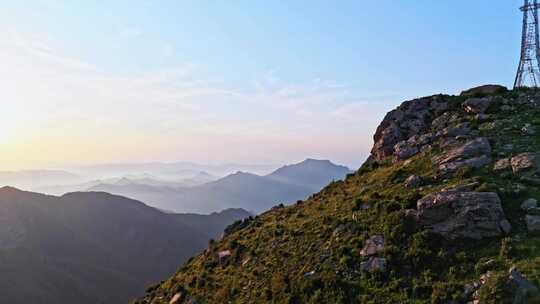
left=135, top=86, right=540, bottom=304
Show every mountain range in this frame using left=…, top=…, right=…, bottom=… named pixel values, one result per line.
left=88, top=159, right=352, bottom=213
left=0, top=170, right=83, bottom=190
left=69, top=162, right=279, bottom=181
left=0, top=186, right=250, bottom=304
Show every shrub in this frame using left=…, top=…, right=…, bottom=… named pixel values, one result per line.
left=431, top=282, right=462, bottom=304
left=352, top=198, right=365, bottom=211
left=477, top=272, right=517, bottom=304
left=499, top=237, right=514, bottom=259
left=455, top=166, right=473, bottom=179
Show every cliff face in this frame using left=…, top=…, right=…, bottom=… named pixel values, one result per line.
left=136, top=85, right=540, bottom=304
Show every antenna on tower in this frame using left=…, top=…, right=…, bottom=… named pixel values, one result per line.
left=515, top=0, right=540, bottom=88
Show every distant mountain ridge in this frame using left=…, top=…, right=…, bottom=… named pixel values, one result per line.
left=0, top=186, right=250, bottom=304
left=89, top=159, right=352, bottom=213
left=267, top=158, right=352, bottom=190
left=0, top=170, right=82, bottom=189
left=71, top=162, right=279, bottom=180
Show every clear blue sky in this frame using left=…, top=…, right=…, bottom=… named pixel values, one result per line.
left=0, top=1, right=525, bottom=169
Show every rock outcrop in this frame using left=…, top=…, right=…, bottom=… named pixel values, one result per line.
left=371, top=96, right=448, bottom=162
left=415, top=190, right=510, bottom=239
left=370, top=95, right=493, bottom=171
left=404, top=175, right=423, bottom=188
left=360, top=257, right=387, bottom=273
left=359, top=235, right=385, bottom=257
left=460, top=84, right=507, bottom=97
left=359, top=235, right=386, bottom=273
left=430, top=137, right=492, bottom=175
left=463, top=97, right=492, bottom=114
left=521, top=198, right=538, bottom=211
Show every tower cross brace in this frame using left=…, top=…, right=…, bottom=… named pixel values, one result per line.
left=515, top=0, right=540, bottom=89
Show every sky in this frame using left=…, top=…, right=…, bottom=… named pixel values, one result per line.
left=0, top=1, right=525, bottom=170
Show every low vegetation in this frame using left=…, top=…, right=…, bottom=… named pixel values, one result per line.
left=136, top=86, right=540, bottom=303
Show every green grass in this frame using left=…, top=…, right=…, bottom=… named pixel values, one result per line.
left=135, top=90, right=540, bottom=304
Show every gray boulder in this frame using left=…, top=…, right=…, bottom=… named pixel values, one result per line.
left=439, top=155, right=491, bottom=174
left=416, top=191, right=510, bottom=239
left=521, top=198, right=538, bottom=211
left=437, top=122, right=471, bottom=138
left=360, top=235, right=385, bottom=257
left=509, top=267, right=539, bottom=303
left=394, top=141, right=419, bottom=161
left=526, top=215, right=540, bottom=233
left=463, top=97, right=492, bottom=114
left=439, top=137, right=491, bottom=164
left=436, top=137, right=492, bottom=174
left=370, top=97, right=448, bottom=162
left=360, top=257, right=387, bottom=273
left=404, top=175, right=423, bottom=188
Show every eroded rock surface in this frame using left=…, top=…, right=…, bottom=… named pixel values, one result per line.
left=371, top=96, right=448, bottom=162
left=435, top=138, right=492, bottom=174
left=360, top=257, right=387, bottom=273
left=526, top=215, right=540, bottom=233
left=359, top=235, right=385, bottom=257
left=460, top=84, right=507, bottom=97
left=416, top=191, right=510, bottom=239
left=522, top=198, right=538, bottom=211
left=439, top=137, right=491, bottom=164
left=463, top=97, right=492, bottom=114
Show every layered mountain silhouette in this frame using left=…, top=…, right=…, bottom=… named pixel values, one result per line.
left=0, top=170, right=82, bottom=189
left=89, top=159, right=352, bottom=214
left=36, top=173, right=217, bottom=196
left=0, top=186, right=250, bottom=304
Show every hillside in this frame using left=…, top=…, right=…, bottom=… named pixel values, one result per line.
left=171, top=208, right=252, bottom=241
left=136, top=85, right=540, bottom=303
left=89, top=159, right=351, bottom=214
left=0, top=187, right=250, bottom=304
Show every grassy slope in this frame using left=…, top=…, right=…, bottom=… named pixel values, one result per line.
left=137, top=89, right=540, bottom=304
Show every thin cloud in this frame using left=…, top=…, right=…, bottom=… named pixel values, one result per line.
left=0, top=29, right=398, bottom=168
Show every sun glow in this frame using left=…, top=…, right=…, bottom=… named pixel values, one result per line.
left=0, top=104, right=22, bottom=145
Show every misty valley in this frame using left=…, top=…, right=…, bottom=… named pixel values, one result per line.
left=0, top=159, right=351, bottom=303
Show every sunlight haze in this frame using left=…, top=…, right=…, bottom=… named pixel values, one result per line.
left=0, top=1, right=522, bottom=170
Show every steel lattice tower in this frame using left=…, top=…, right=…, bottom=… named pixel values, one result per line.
left=515, top=0, right=540, bottom=88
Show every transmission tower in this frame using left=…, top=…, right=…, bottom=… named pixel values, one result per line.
left=515, top=0, right=540, bottom=88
